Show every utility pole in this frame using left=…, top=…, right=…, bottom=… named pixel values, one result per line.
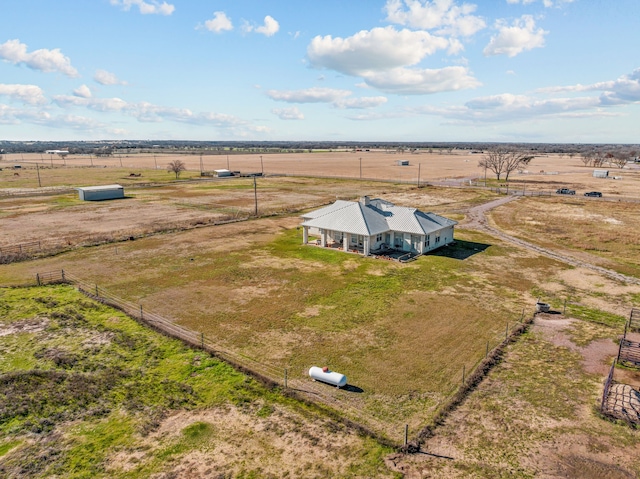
left=200, top=153, right=204, bottom=174
left=260, top=155, right=263, bottom=175
left=417, top=163, right=421, bottom=187
left=36, top=163, right=42, bottom=187
left=359, top=157, right=362, bottom=179
left=154, top=155, right=157, bottom=170
left=253, top=176, right=258, bottom=216
left=227, top=154, right=230, bottom=170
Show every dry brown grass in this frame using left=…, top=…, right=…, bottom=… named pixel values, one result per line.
left=489, top=197, right=640, bottom=278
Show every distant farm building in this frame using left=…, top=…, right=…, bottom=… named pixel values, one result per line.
left=397, top=160, right=410, bottom=166
left=214, top=169, right=233, bottom=177
left=77, top=184, right=124, bottom=201
left=301, top=196, right=456, bottom=258
left=593, top=169, right=609, bottom=178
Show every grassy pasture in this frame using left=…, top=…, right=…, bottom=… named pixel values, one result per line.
left=0, top=202, right=569, bottom=439
left=0, top=285, right=396, bottom=478
left=2, top=169, right=640, bottom=472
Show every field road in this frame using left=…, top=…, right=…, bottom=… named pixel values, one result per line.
left=462, top=195, right=640, bottom=285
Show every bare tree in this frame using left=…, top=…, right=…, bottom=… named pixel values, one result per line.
left=580, top=151, right=593, bottom=167
left=610, top=151, right=630, bottom=169
left=167, top=159, right=187, bottom=179
left=478, top=147, right=535, bottom=181
left=592, top=151, right=606, bottom=168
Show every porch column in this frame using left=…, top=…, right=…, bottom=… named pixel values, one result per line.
left=321, top=229, right=327, bottom=247
left=343, top=234, right=349, bottom=252
left=303, top=226, right=309, bottom=244
left=364, top=236, right=370, bottom=256
left=390, top=231, right=395, bottom=248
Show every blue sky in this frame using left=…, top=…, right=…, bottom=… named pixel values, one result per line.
left=1, top=0, right=639, bottom=143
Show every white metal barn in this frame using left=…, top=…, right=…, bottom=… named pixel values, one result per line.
left=301, top=196, right=457, bottom=257
left=593, top=169, right=609, bottom=178
left=77, top=184, right=124, bottom=201
left=214, top=169, right=233, bottom=177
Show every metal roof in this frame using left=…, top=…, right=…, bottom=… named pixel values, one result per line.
left=76, top=184, right=124, bottom=191
left=301, top=198, right=457, bottom=236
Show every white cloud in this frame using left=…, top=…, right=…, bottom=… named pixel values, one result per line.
left=204, top=11, right=233, bottom=33
left=255, top=16, right=280, bottom=37
left=538, top=69, right=640, bottom=104
left=242, top=15, right=280, bottom=37
left=483, top=15, right=547, bottom=57
left=110, top=0, right=175, bottom=15
left=0, top=39, right=79, bottom=77
left=333, top=96, right=388, bottom=109
left=506, top=0, right=574, bottom=7
left=0, top=84, right=47, bottom=105
left=53, top=91, right=256, bottom=130
left=364, top=66, right=480, bottom=94
left=308, top=27, right=451, bottom=76
left=73, top=85, right=93, bottom=98
left=411, top=69, right=640, bottom=123
left=53, top=94, right=129, bottom=112
left=94, top=69, right=127, bottom=86
left=272, top=107, right=304, bottom=120
left=384, top=0, right=486, bottom=36
left=267, top=87, right=389, bottom=109
left=266, top=87, right=352, bottom=103
left=0, top=104, right=47, bottom=125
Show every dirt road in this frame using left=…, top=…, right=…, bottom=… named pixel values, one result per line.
left=463, top=195, right=640, bottom=285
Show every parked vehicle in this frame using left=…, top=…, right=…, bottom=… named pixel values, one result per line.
left=556, top=188, right=575, bottom=195
left=584, top=191, right=602, bottom=197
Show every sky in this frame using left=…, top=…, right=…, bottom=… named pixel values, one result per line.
left=1, top=0, right=639, bottom=143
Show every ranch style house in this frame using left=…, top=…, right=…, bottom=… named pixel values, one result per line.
left=300, top=196, right=457, bottom=257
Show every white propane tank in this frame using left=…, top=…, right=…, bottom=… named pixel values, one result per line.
left=309, top=366, right=347, bottom=388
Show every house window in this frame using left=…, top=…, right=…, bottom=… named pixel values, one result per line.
left=350, top=235, right=357, bottom=245
left=376, top=234, right=383, bottom=242
left=435, top=233, right=441, bottom=244
left=425, top=235, right=430, bottom=247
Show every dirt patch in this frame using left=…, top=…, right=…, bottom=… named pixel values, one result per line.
left=0, top=316, right=48, bottom=337
left=534, top=313, right=618, bottom=375
left=106, top=405, right=394, bottom=478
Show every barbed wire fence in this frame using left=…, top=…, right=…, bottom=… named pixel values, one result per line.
left=31, top=268, right=536, bottom=448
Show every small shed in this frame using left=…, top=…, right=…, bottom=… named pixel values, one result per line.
left=214, top=169, right=233, bottom=177
left=397, top=160, right=410, bottom=166
left=77, top=184, right=124, bottom=201
left=593, top=169, right=609, bottom=178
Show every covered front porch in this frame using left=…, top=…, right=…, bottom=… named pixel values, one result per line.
left=302, top=226, right=424, bottom=257
left=303, top=227, right=372, bottom=255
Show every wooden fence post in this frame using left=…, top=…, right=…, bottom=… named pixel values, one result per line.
left=404, top=424, right=409, bottom=446
left=36, top=273, right=40, bottom=286
left=95, top=285, right=99, bottom=297
left=462, top=365, right=466, bottom=385
left=140, top=304, right=143, bottom=320
left=284, top=368, right=288, bottom=389
left=61, top=269, right=65, bottom=281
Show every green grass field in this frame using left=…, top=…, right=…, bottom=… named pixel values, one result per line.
left=0, top=285, right=396, bottom=478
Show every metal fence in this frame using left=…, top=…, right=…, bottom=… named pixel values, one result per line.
left=0, top=241, right=42, bottom=259
left=600, top=308, right=640, bottom=423
left=32, top=269, right=536, bottom=447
